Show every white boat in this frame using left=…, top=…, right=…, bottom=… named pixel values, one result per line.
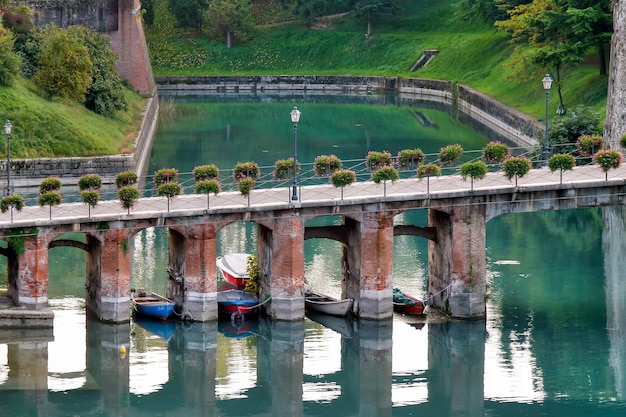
left=216, top=253, right=250, bottom=288
left=305, top=290, right=353, bottom=317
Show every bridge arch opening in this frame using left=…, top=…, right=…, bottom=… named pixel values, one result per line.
left=391, top=210, right=430, bottom=302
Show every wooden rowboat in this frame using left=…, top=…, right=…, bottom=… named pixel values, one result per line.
left=392, top=288, right=426, bottom=316
left=217, top=289, right=260, bottom=320
left=305, top=290, right=353, bottom=317
left=216, top=253, right=250, bottom=289
left=132, top=290, right=176, bottom=320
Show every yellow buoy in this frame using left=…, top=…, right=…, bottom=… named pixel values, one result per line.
left=119, top=345, right=127, bottom=358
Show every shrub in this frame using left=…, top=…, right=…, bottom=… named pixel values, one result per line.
left=594, top=149, right=623, bottom=174
left=80, top=190, right=99, bottom=207
left=313, top=154, right=342, bottom=176
left=372, top=166, right=399, bottom=184
left=0, top=194, right=24, bottom=213
left=273, top=158, right=300, bottom=180
left=195, top=179, right=221, bottom=195
left=548, top=105, right=600, bottom=155
left=116, top=171, right=138, bottom=188
left=192, top=164, right=219, bottom=181
left=502, top=156, right=532, bottom=185
left=482, top=141, right=510, bottom=164
left=157, top=182, right=182, bottom=198
left=118, top=186, right=141, bottom=210
left=366, top=151, right=393, bottom=171
left=620, top=133, right=626, bottom=150
left=154, top=168, right=178, bottom=186
left=39, top=176, right=61, bottom=193
left=330, top=169, right=356, bottom=188
left=460, top=161, right=488, bottom=182
left=438, top=144, right=463, bottom=166
left=233, top=162, right=260, bottom=182
left=548, top=153, right=576, bottom=184
left=576, top=134, right=604, bottom=157
left=78, top=173, right=102, bottom=191
left=38, top=191, right=62, bottom=207
left=417, top=163, right=441, bottom=179
left=0, top=25, right=20, bottom=87
left=238, top=178, right=256, bottom=196
left=397, top=148, right=425, bottom=169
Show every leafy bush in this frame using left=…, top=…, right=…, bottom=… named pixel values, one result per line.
left=417, top=163, right=441, bottom=178
left=397, top=148, right=425, bottom=169
left=0, top=194, right=24, bottom=213
left=372, top=166, right=399, bottom=184
left=192, top=164, right=219, bottom=181
left=366, top=151, right=393, bottom=171
left=39, top=176, right=61, bottom=193
left=154, top=168, right=178, bottom=186
left=195, top=179, right=221, bottom=195
left=575, top=134, right=604, bottom=157
left=81, top=190, right=100, bottom=208
left=438, top=144, right=463, bottom=166
left=502, top=156, right=531, bottom=183
left=273, top=157, right=300, bottom=180
left=157, top=182, right=182, bottom=198
left=118, top=186, right=141, bottom=210
left=548, top=105, right=601, bottom=155
left=78, top=173, right=102, bottom=191
left=38, top=191, right=62, bottom=207
left=594, top=149, right=623, bottom=173
left=314, top=154, right=342, bottom=176
left=116, top=171, right=138, bottom=188
left=460, top=161, right=488, bottom=181
left=238, top=178, right=256, bottom=196
left=548, top=153, right=576, bottom=184
left=330, top=169, right=356, bottom=188
left=482, top=141, right=510, bottom=164
left=233, top=162, right=260, bottom=182
left=0, top=25, right=20, bottom=87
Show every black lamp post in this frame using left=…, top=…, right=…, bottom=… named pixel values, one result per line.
left=4, top=120, right=12, bottom=195
left=542, top=74, right=553, bottom=166
left=290, top=107, right=301, bottom=202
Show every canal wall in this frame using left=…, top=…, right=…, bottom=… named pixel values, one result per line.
left=156, top=75, right=544, bottom=148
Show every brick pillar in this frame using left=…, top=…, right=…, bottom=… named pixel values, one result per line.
left=99, top=228, right=132, bottom=323
left=169, top=223, right=218, bottom=322
left=428, top=201, right=487, bottom=319
left=354, top=211, right=395, bottom=320
left=17, top=234, right=50, bottom=310
left=109, top=0, right=156, bottom=96
left=357, top=320, right=393, bottom=416
left=260, top=213, right=305, bottom=321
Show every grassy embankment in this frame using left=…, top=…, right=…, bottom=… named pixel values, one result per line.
left=146, top=0, right=608, bottom=125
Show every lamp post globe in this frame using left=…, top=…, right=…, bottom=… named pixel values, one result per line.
left=542, top=74, right=553, bottom=166
left=4, top=120, right=12, bottom=195
left=290, top=107, right=301, bottom=202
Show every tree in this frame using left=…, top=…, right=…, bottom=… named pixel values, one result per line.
left=204, top=0, right=255, bottom=49
left=352, top=0, right=398, bottom=37
left=168, top=0, right=209, bottom=33
left=32, top=27, right=93, bottom=102
left=70, top=26, right=127, bottom=117
left=142, top=0, right=156, bottom=26
left=548, top=153, right=575, bottom=183
left=0, top=23, right=20, bottom=87
left=460, top=161, right=488, bottom=190
left=294, top=0, right=330, bottom=29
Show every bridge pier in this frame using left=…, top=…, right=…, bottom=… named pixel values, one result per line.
left=17, top=234, right=50, bottom=310
left=343, top=211, right=395, bottom=320
left=168, top=222, right=218, bottom=322
left=258, top=212, right=305, bottom=321
left=428, top=202, right=487, bottom=319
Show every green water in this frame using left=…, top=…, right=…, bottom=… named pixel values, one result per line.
left=1, top=94, right=625, bottom=416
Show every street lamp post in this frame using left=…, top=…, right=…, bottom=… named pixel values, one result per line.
left=4, top=120, right=12, bottom=195
left=290, top=107, right=301, bottom=202
left=542, top=74, right=553, bottom=166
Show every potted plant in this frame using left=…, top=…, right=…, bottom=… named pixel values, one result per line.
left=366, top=150, right=393, bottom=171
left=594, top=149, right=623, bottom=180
left=273, top=157, right=300, bottom=180
left=115, top=171, right=138, bottom=188
left=192, top=164, right=219, bottom=181
left=576, top=134, right=604, bottom=157
left=459, top=161, right=488, bottom=190
left=39, top=190, right=62, bottom=220
left=238, top=178, right=256, bottom=207
left=438, top=144, right=463, bottom=166
left=502, top=156, right=532, bottom=186
left=397, top=148, right=425, bottom=170
left=417, top=163, right=441, bottom=196
left=313, top=154, right=342, bottom=177
left=154, top=168, right=178, bottom=186
left=118, top=186, right=141, bottom=214
left=78, top=173, right=102, bottom=191
left=157, top=182, right=183, bottom=211
left=39, top=176, right=61, bottom=194
left=372, top=166, right=399, bottom=196
left=330, top=169, right=356, bottom=200
left=195, top=179, right=221, bottom=208
left=548, top=153, right=576, bottom=184
left=0, top=194, right=24, bottom=223
left=233, top=161, right=260, bottom=182
left=482, top=141, right=510, bottom=164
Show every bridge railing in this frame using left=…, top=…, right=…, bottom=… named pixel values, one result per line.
left=2, top=142, right=599, bottom=210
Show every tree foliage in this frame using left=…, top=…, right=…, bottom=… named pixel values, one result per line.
left=548, top=105, right=600, bottom=156
left=294, top=0, right=330, bottom=29
left=352, top=0, right=398, bottom=37
left=32, top=27, right=93, bottom=102
left=0, top=23, right=20, bottom=86
left=205, top=0, right=255, bottom=49
left=168, top=0, right=209, bottom=33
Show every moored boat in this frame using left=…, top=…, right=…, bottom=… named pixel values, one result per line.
left=217, top=289, right=260, bottom=320
left=392, top=288, right=426, bottom=316
left=132, top=290, right=176, bottom=320
left=216, top=253, right=251, bottom=289
left=305, top=290, right=353, bottom=317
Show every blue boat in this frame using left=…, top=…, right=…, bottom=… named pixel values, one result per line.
left=132, top=291, right=176, bottom=320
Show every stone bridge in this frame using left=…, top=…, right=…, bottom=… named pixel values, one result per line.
left=1, top=163, right=624, bottom=326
